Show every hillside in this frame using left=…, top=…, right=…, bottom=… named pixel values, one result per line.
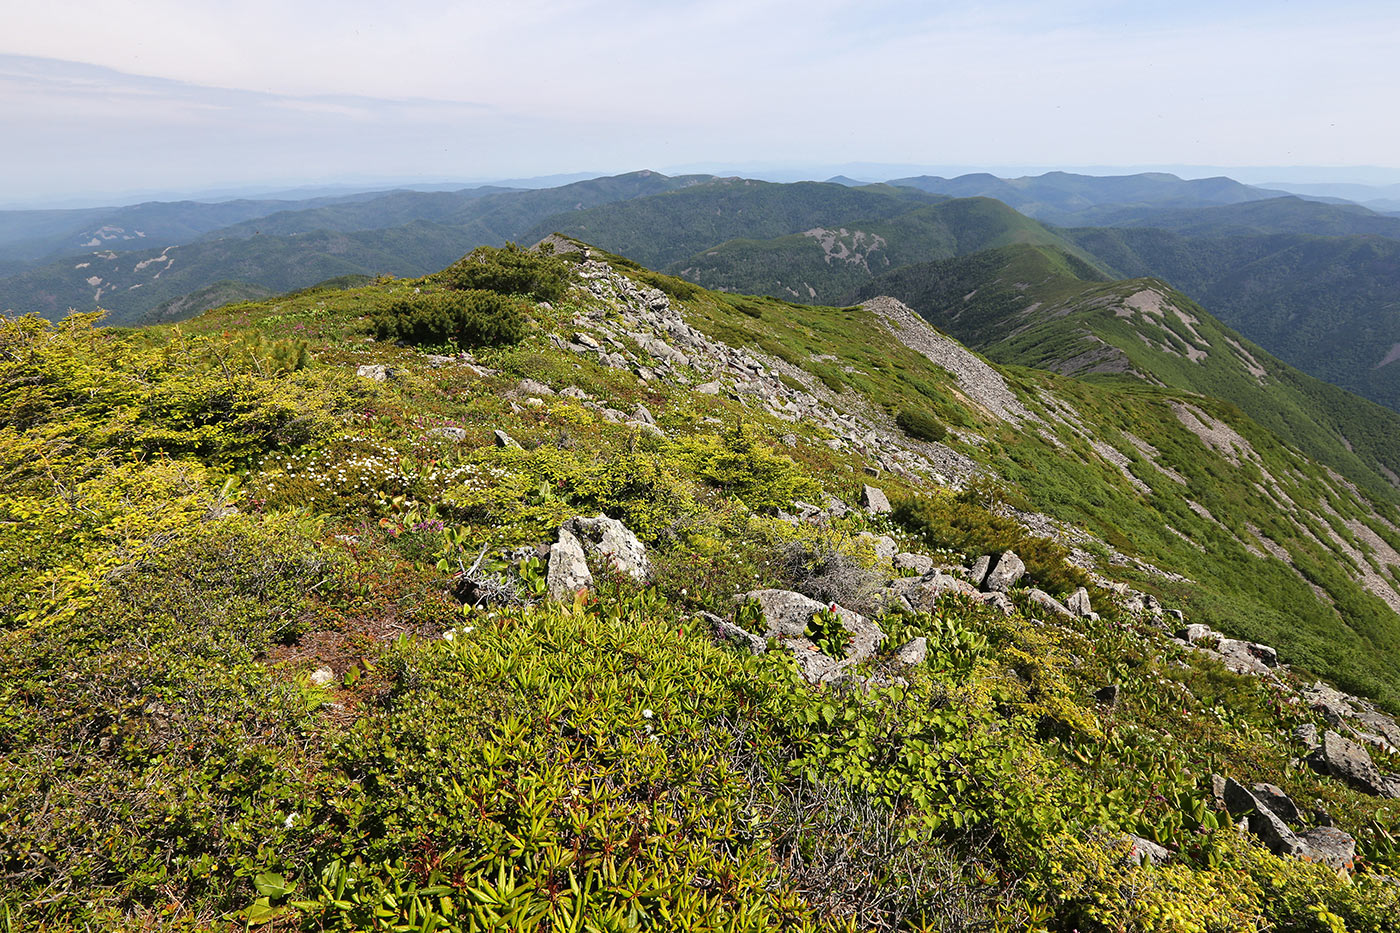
left=0, top=171, right=711, bottom=324
left=203, top=170, right=710, bottom=243
left=885, top=171, right=1286, bottom=225
left=0, top=221, right=485, bottom=325
left=1081, top=196, right=1400, bottom=238
left=668, top=198, right=1096, bottom=303
left=858, top=243, right=1400, bottom=498
left=518, top=179, right=943, bottom=269
left=0, top=190, right=407, bottom=272
left=6, top=241, right=1400, bottom=930
left=1066, top=226, right=1400, bottom=412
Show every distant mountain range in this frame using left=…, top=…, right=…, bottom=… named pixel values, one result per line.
left=6, top=168, right=1400, bottom=415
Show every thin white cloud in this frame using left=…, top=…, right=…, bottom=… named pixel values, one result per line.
left=1, top=1, right=1398, bottom=201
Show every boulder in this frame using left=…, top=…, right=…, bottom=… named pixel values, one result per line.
left=631, top=404, right=656, bottom=425
left=696, top=381, right=724, bottom=395
left=308, top=667, right=335, bottom=687
left=562, top=515, right=651, bottom=581
left=893, top=552, right=935, bottom=575
left=1180, top=623, right=1215, bottom=644
left=516, top=378, right=555, bottom=397
left=861, top=484, right=892, bottom=515
left=1308, top=730, right=1400, bottom=797
left=1295, top=722, right=1320, bottom=750
left=982, top=551, right=1026, bottom=593
left=1250, top=783, right=1301, bottom=823
left=856, top=532, right=899, bottom=561
left=1302, top=682, right=1357, bottom=726
left=1298, top=826, right=1357, bottom=871
left=356, top=363, right=389, bottom=381
left=1124, top=834, right=1173, bottom=867
left=705, top=612, right=767, bottom=655
left=546, top=527, right=592, bottom=600
left=1066, top=587, right=1094, bottom=618
left=1223, top=778, right=1304, bottom=857
left=428, top=426, right=467, bottom=442
left=894, top=571, right=979, bottom=611
left=967, top=555, right=992, bottom=588
left=1213, top=638, right=1276, bottom=676
left=1027, top=588, right=1074, bottom=618
left=893, top=636, right=928, bottom=667
left=1357, top=710, right=1400, bottom=750
left=741, top=589, right=885, bottom=683
left=493, top=429, right=522, bottom=449
left=1094, top=684, right=1120, bottom=708
left=976, top=591, right=1015, bottom=615
left=823, top=495, right=851, bottom=518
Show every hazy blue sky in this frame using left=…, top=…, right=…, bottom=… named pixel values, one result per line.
left=4, top=0, right=1399, bottom=204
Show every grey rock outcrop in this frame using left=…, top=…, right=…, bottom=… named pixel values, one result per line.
left=977, top=591, right=1015, bottom=615
left=1124, top=834, right=1172, bottom=867
left=1297, top=827, right=1356, bottom=870
left=741, top=589, right=884, bottom=683
left=1302, top=682, right=1358, bottom=725
left=1066, top=587, right=1094, bottom=618
left=894, top=552, right=934, bottom=575
left=861, top=484, right=892, bottom=515
left=428, top=426, right=467, bottom=442
left=516, top=378, right=555, bottom=397
left=562, top=515, right=651, bottom=581
left=546, top=528, right=592, bottom=600
left=356, top=363, right=389, bottom=381
left=1223, top=778, right=1304, bottom=857
left=1308, top=730, right=1400, bottom=797
left=982, top=551, right=1026, bottom=592
left=493, top=429, right=522, bottom=449
left=893, top=637, right=928, bottom=667
left=856, top=532, right=898, bottom=561
left=1027, top=588, right=1074, bottom=619
left=704, top=611, right=767, bottom=655
left=967, top=555, right=991, bottom=588
left=890, top=571, right=979, bottom=612
left=1295, top=722, right=1320, bottom=750
left=1250, top=783, right=1301, bottom=823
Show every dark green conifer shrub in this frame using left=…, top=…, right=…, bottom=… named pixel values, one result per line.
left=438, top=243, right=569, bottom=301
left=896, top=408, right=946, bottom=442
left=372, top=289, right=526, bottom=348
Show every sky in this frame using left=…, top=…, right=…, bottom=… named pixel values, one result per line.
left=3, top=0, right=1400, bottom=205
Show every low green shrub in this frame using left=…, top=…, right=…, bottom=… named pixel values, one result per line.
left=437, top=243, right=569, bottom=301
left=894, top=488, right=1091, bottom=595
left=895, top=408, right=946, bottom=443
left=677, top=426, right=820, bottom=513
left=371, top=289, right=526, bottom=348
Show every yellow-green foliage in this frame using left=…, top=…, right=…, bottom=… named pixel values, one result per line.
left=676, top=424, right=821, bottom=513
left=7, top=263, right=1400, bottom=933
left=309, top=599, right=847, bottom=933
left=895, top=485, right=1092, bottom=595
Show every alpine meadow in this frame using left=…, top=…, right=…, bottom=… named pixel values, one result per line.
left=7, top=3, right=1400, bottom=931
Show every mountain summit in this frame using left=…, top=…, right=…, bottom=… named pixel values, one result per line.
left=5, top=239, right=1400, bottom=929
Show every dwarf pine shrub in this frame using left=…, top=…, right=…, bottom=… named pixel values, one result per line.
left=896, top=407, right=946, bottom=443
left=437, top=242, right=570, bottom=301
left=371, top=289, right=526, bottom=348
